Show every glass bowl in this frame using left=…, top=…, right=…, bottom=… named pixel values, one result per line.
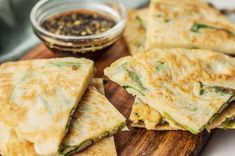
left=30, top=0, right=127, bottom=54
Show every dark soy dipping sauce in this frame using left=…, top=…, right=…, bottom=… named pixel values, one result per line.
left=42, top=10, right=116, bottom=36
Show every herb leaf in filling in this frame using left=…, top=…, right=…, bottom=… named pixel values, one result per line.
left=190, top=23, right=234, bottom=35
left=121, top=64, right=146, bottom=96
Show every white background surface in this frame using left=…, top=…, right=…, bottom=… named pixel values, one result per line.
left=201, top=1, right=235, bottom=156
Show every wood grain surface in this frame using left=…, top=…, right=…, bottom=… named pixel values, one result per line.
left=21, top=38, right=211, bottom=156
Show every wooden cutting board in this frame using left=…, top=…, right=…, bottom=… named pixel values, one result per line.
left=21, top=38, right=211, bottom=156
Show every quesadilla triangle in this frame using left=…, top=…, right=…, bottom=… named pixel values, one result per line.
left=104, top=48, right=235, bottom=134
left=130, top=88, right=235, bottom=131
left=75, top=79, right=117, bottom=156
left=59, top=86, right=126, bottom=156
left=124, top=8, right=148, bottom=56
left=0, top=57, right=94, bottom=155
left=146, top=0, right=235, bottom=55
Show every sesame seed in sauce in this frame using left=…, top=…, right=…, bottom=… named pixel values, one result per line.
left=41, top=10, right=116, bottom=37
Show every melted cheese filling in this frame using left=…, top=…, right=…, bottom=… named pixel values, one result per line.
left=129, top=102, right=161, bottom=130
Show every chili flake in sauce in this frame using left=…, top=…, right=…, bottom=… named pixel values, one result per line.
left=42, top=10, right=116, bottom=36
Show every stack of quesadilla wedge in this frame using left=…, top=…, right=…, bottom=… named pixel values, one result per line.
left=121, top=0, right=235, bottom=134
left=104, top=48, right=235, bottom=134
left=0, top=58, right=126, bottom=156
left=60, top=83, right=126, bottom=156
left=124, top=0, right=235, bottom=56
